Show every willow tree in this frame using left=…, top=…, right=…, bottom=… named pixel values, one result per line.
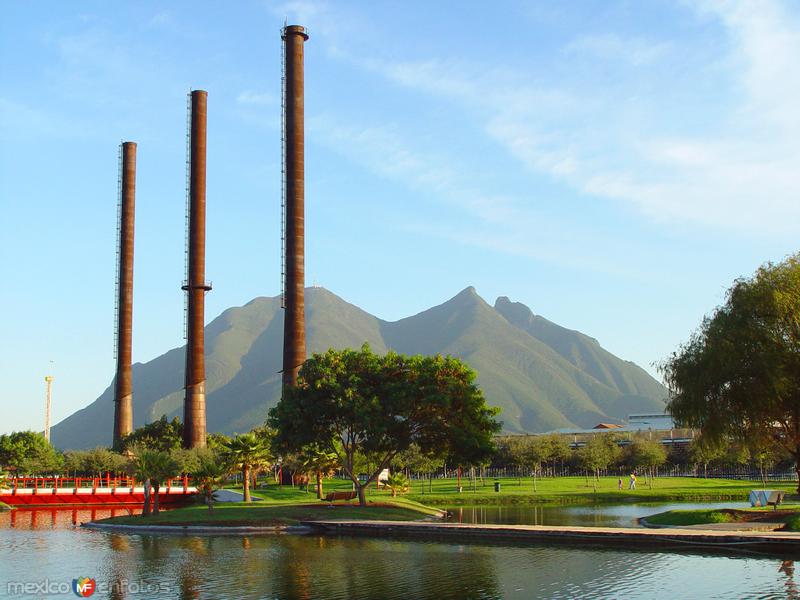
left=270, top=345, right=501, bottom=506
left=662, top=255, right=800, bottom=492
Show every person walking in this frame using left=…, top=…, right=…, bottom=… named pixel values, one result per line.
left=629, top=472, right=637, bottom=490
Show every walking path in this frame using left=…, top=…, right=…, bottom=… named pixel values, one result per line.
left=302, top=520, right=800, bottom=554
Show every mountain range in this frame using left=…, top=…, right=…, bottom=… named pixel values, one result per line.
left=51, top=287, right=667, bottom=449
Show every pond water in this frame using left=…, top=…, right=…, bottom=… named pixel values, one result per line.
left=1, top=507, right=797, bottom=599
left=444, top=501, right=750, bottom=528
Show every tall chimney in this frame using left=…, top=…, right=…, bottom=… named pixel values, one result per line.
left=183, top=90, right=211, bottom=449
left=113, top=141, right=136, bottom=445
left=282, top=25, right=309, bottom=388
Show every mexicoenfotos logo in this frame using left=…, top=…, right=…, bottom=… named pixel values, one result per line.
left=72, top=577, right=96, bottom=597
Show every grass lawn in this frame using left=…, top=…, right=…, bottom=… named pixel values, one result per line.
left=96, top=485, right=440, bottom=527
left=401, top=476, right=798, bottom=505
left=645, top=505, right=800, bottom=530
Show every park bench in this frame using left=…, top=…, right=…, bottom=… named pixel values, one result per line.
left=767, top=490, right=785, bottom=510
left=749, top=489, right=787, bottom=509
left=324, top=491, right=357, bottom=502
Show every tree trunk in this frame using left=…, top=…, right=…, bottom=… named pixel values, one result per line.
left=533, top=469, right=537, bottom=493
left=357, top=484, right=367, bottom=507
left=142, top=478, right=151, bottom=517
left=152, top=481, right=161, bottom=515
left=316, top=471, right=323, bottom=500
left=243, top=466, right=251, bottom=503
left=206, top=490, right=214, bottom=511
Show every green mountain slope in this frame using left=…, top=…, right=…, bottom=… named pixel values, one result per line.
left=51, top=287, right=667, bottom=449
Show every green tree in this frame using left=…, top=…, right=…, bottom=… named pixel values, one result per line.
left=117, top=416, right=183, bottom=453
left=127, top=447, right=157, bottom=517
left=662, top=254, right=800, bottom=492
left=206, top=433, right=233, bottom=454
left=224, top=433, right=272, bottom=502
left=627, top=437, right=667, bottom=489
left=503, top=437, right=530, bottom=485
left=149, top=451, right=180, bottom=515
left=64, top=447, right=127, bottom=477
left=747, top=433, right=780, bottom=487
left=126, top=446, right=180, bottom=516
left=270, top=345, right=501, bottom=506
left=296, top=444, right=340, bottom=499
left=0, top=431, right=63, bottom=475
left=385, top=472, right=410, bottom=498
left=192, top=452, right=227, bottom=511
left=524, top=436, right=555, bottom=492
left=688, top=435, right=725, bottom=478
left=540, top=433, right=571, bottom=476
left=395, top=444, right=444, bottom=494
left=576, top=435, right=619, bottom=492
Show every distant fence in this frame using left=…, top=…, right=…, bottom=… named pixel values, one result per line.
left=377, top=466, right=798, bottom=482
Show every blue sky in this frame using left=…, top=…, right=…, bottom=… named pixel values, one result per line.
left=2, top=0, right=799, bottom=434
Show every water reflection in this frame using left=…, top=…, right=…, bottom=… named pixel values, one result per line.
left=446, top=501, right=749, bottom=529
left=781, top=561, right=800, bottom=600
left=0, top=506, right=140, bottom=529
left=0, top=508, right=797, bottom=599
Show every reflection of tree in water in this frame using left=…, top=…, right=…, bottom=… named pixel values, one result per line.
left=179, top=561, right=202, bottom=600
left=105, top=534, right=132, bottom=600
left=408, top=541, right=498, bottom=599
left=267, top=536, right=499, bottom=600
left=780, top=560, right=799, bottom=600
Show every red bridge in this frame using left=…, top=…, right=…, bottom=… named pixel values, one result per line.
left=0, top=476, right=197, bottom=507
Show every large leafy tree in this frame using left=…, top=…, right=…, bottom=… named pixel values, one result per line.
left=117, top=416, right=183, bottom=453
left=270, top=345, right=501, bottom=506
left=662, top=255, right=800, bottom=491
left=63, top=447, right=127, bottom=477
left=0, top=431, right=63, bottom=475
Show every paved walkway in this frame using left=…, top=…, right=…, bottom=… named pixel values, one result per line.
left=302, top=520, right=800, bottom=554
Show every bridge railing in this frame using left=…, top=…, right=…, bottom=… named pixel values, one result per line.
left=2, top=475, right=194, bottom=494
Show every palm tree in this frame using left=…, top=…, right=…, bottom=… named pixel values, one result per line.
left=149, top=452, right=180, bottom=515
left=193, top=456, right=227, bottom=511
left=385, top=472, right=410, bottom=498
left=128, top=448, right=157, bottom=517
left=300, top=446, right=340, bottom=499
left=224, top=433, right=271, bottom=502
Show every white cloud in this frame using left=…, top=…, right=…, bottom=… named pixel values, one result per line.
left=331, top=0, right=800, bottom=237
left=236, top=90, right=276, bottom=106
left=564, top=34, right=672, bottom=66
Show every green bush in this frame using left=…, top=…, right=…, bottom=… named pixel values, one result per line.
left=783, top=514, right=800, bottom=531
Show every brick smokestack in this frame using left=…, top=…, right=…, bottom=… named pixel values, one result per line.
left=183, top=90, right=211, bottom=449
left=113, top=141, right=136, bottom=445
left=282, top=25, right=309, bottom=389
